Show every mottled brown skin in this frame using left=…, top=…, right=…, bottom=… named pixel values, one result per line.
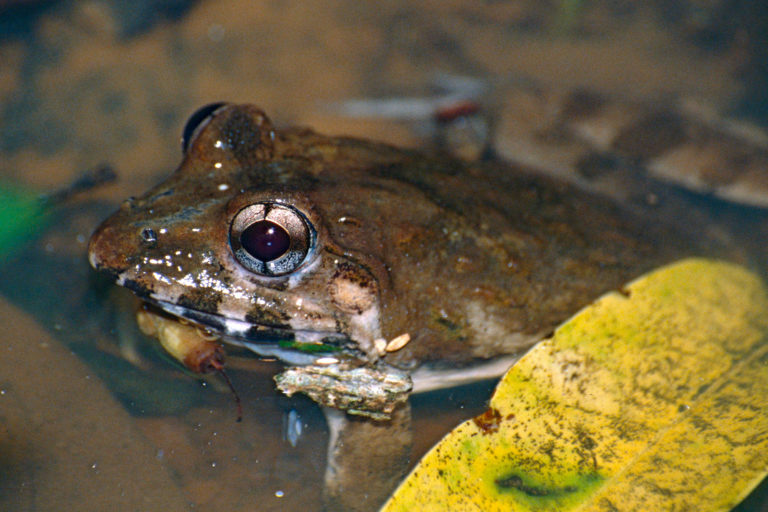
left=89, top=104, right=697, bottom=376
left=325, top=142, right=693, bottom=369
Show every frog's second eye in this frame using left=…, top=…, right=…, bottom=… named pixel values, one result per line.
left=230, top=203, right=313, bottom=277
left=181, top=102, right=228, bottom=153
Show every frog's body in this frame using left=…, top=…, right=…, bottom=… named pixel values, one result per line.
left=88, top=103, right=719, bottom=414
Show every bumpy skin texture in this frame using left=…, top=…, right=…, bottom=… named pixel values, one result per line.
left=89, top=104, right=696, bottom=372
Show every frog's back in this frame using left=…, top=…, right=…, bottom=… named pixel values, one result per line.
left=273, top=125, right=707, bottom=369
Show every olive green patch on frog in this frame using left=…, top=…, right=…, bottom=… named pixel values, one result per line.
left=278, top=340, right=340, bottom=353
left=431, top=309, right=469, bottom=342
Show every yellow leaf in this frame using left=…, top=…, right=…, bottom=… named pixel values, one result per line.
left=382, top=259, right=768, bottom=511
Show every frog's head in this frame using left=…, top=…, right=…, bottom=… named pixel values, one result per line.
left=89, top=104, right=393, bottom=364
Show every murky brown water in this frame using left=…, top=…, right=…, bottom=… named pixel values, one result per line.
left=0, top=1, right=766, bottom=511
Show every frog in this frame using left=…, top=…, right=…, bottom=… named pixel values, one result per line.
left=87, top=101, right=725, bottom=420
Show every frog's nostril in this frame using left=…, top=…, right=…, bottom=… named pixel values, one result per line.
left=140, top=227, right=158, bottom=245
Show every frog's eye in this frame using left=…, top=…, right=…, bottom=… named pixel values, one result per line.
left=181, top=102, right=228, bottom=153
left=229, top=202, right=314, bottom=277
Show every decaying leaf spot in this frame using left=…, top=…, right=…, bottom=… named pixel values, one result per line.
left=473, top=407, right=503, bottom=435
left=494, top=471, right=604, bottom=500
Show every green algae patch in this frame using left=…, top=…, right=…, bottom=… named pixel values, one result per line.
left=0, top=184, right=48, bottom=261
left=278, top=339, right=341, bottom=353
left=382, top=259, right=768, bottom=511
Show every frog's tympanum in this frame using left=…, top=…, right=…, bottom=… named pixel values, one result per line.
left=88, top=103, right=695, bottom=418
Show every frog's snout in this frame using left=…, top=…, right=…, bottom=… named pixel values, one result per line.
left=87, top=223, right=105, bottom=270
left=87, top=220, right=128, bottom=274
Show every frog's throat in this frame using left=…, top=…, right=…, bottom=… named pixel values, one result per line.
left=144, top=299, right=351, bottom=366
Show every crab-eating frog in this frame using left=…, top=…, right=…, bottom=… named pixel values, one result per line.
left=88, top=102, right=714, bottom=419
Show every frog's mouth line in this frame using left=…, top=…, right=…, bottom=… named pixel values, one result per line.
left=143, top=299, right=524, bottom=395
left=144, top=299, right=352, bottom=366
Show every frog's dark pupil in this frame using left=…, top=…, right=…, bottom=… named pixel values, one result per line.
left=240, top=220, right=290, bottom=262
